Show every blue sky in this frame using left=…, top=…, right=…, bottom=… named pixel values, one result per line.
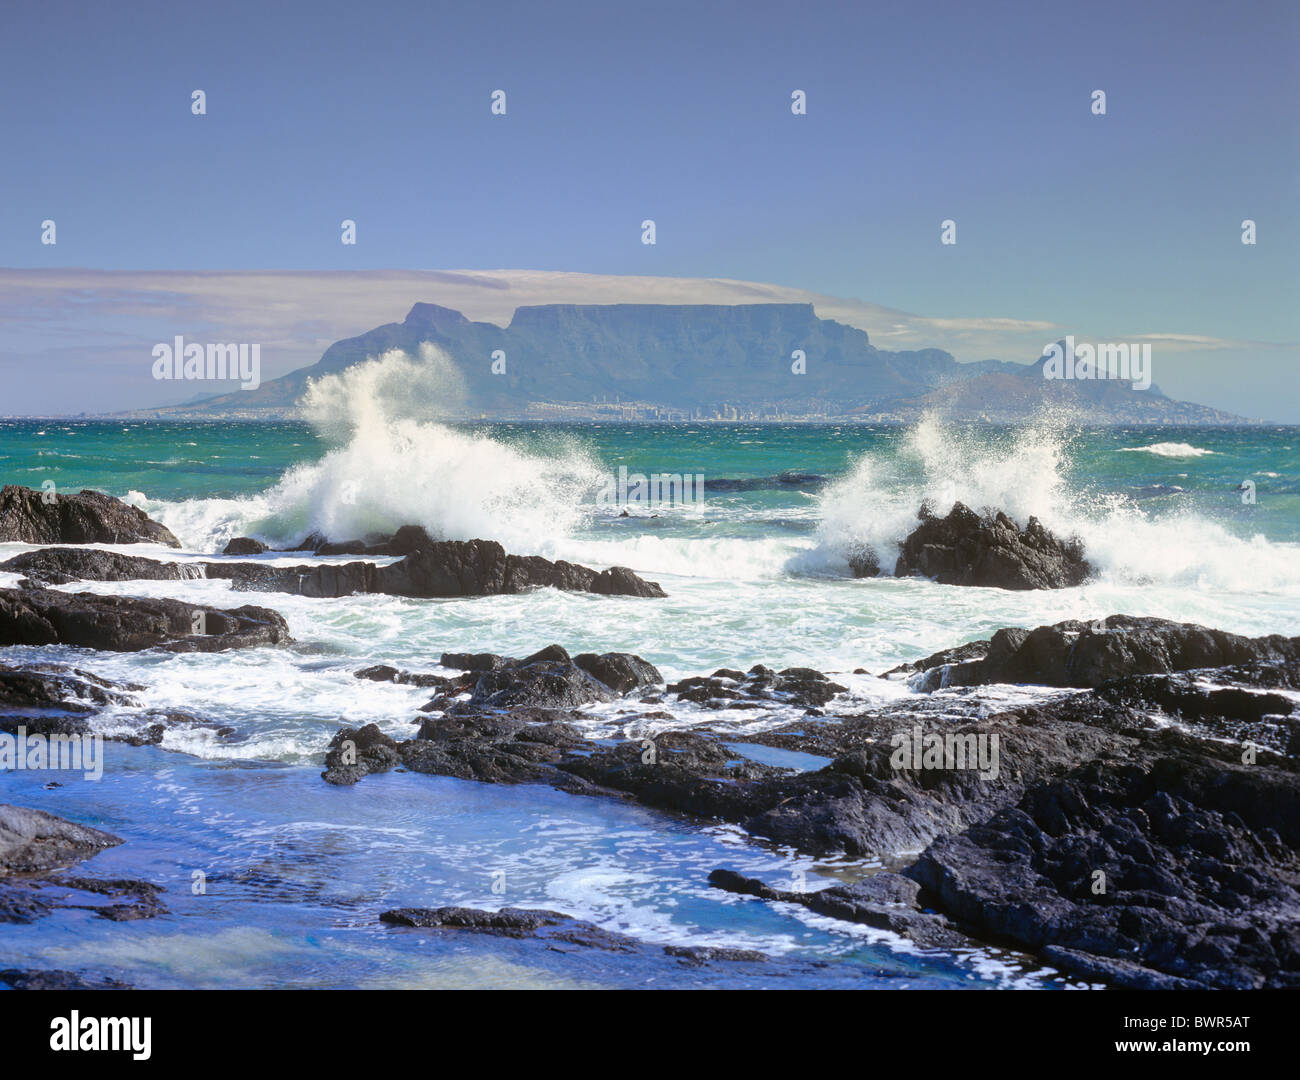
left=1, top=0, right=1297, bottom=416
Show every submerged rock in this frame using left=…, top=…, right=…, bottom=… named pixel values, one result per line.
left=379, top=905, right=767, bottom=962
left=0, top=968, right=134, bottom=990
left=0, top=804, right=121, bottom=876
left=708, top=868, right=966, bottom=948
left=0, top=806, right=166, bottom=925
left=0, top=485, right=180, bottom=547
left=895, top=502, right=1090, bottom=590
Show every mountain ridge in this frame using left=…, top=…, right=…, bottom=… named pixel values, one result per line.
left=131, top=303, right=1255, bottom=424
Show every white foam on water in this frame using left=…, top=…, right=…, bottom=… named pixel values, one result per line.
left=1116, top=442, right=1216, bottom=457
left=811, top=414, right=1300, bottom=597
left=138, top=345, right=605, bottom=555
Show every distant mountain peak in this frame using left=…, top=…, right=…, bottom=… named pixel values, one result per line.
left=404, top=303, right=471, bottom=329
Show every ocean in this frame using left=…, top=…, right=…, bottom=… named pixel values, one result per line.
left=2, top=413, right=1298, bottom=988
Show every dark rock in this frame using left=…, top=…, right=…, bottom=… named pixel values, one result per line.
left=440, top=652, right=511, bottom=672
left=49, top=876, right=167, bottom=921
left=0, top=485, right=180, bottom=547
left=847, top=546, right=880, bottom=578
left=0, top=547, right=202, bottom=585
left=0, top=968, right=133, bottom=990
left=381, top=905, right=639, bottom=951
left=0, top=714, right=93, bottom=738
left=906, top=746, right=1300, bottom=989
left=220, top=540, right=665, bottom=600
left=0, top=662, right=139, bottom=711
left=663, top=945, right=768, bottom=964
left=314, top=539, right=369, bottom=556
left=321, top=723, right=402, bottom=786
left=921, top=615, right=1300, bottom=689
left=895, top=502, right=1091, bottom=589
left=221, top=537, right=268, bottom=556
left=353, top=664, right=452, bottom=689
left=380, top=905, right=768, bottom=961
left=15, top=537, right=666, bottom=602
left=329, top=640, right=1300, bottom=989
left=1037, top=947, right=1205, bottom=991
left=666, top=665, right=845, bottom=709
left=0, top=587, right=291, bottom=652
left=0, top=663, right=229, bottom=747
left=376, top=525, right=438, bottom=556
left=573, top=652, right=663, bottom=694
left=589, top=565, right=665, bottom=597
left=881, top=639, right=991, bottom=681
left=403, top=711, right=590, bottom=785
left=707, top=868, right=966, bottom=948
left=468, top=655, right=616, bottom=710
left=382, top=905, right=572, bottom=932
left=302, top=524, right=436, bottom=557
left=522, top=644, right=571, bottom=664
left=0, top=805, right=121, bottom=876
left=292, top=531, right=329, bottom=552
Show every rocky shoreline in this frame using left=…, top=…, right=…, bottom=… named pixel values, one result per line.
left=2, top=484, right=1298, bottom=989
left=311, top=617, right=1299, bottom=989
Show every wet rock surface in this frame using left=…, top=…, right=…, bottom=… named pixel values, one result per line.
left=906, top=738, right=1300, bottom=989
left=665, top=665, right=846, bottom=709
left=0, top=587, right=291, bottom=652
left=221, top=537, right=268, bottom=556
left=0, top=803, right=121, bottom=875
left=0, top=660, right=235, bottom=746
left=1, top=661, right=141, bottom=713
left=0, top=485, right=180, bottom=548
left=708, top=868, right=967, bottom=948
left=0, top=547, right=202, bottom=586
left=321, top=624, right=1300, bottom=989
left=9, top=535, right=666, bottom=600
left=379, top=905, right=768, bottom=964
left=894, top=502, right=1091, bottom=590
left=231, top=541, right=666, bottom=599
left=904, top=615, right=1300, bottom=690
left=0, top=968, right=134, bottom=990
left=353, top=664, right=453, bottom=690
left=0, top=804, right=166, bottom=925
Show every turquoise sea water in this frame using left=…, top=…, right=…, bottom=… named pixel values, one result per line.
left=1, top=417, right=1298, bottom=988
left=3, top=420, right=1298, bottom=541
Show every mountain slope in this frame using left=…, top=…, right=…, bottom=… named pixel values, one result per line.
left=153, top=303, right=1250, bottom=423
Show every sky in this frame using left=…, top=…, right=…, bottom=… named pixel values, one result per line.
left=1, top=0, right=1297, bottom=417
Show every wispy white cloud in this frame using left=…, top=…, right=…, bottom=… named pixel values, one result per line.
left=0, top=268, right=1294, bottom=414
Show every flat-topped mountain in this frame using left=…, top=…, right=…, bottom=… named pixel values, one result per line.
left=150, top=302, right=1249, bottom=423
